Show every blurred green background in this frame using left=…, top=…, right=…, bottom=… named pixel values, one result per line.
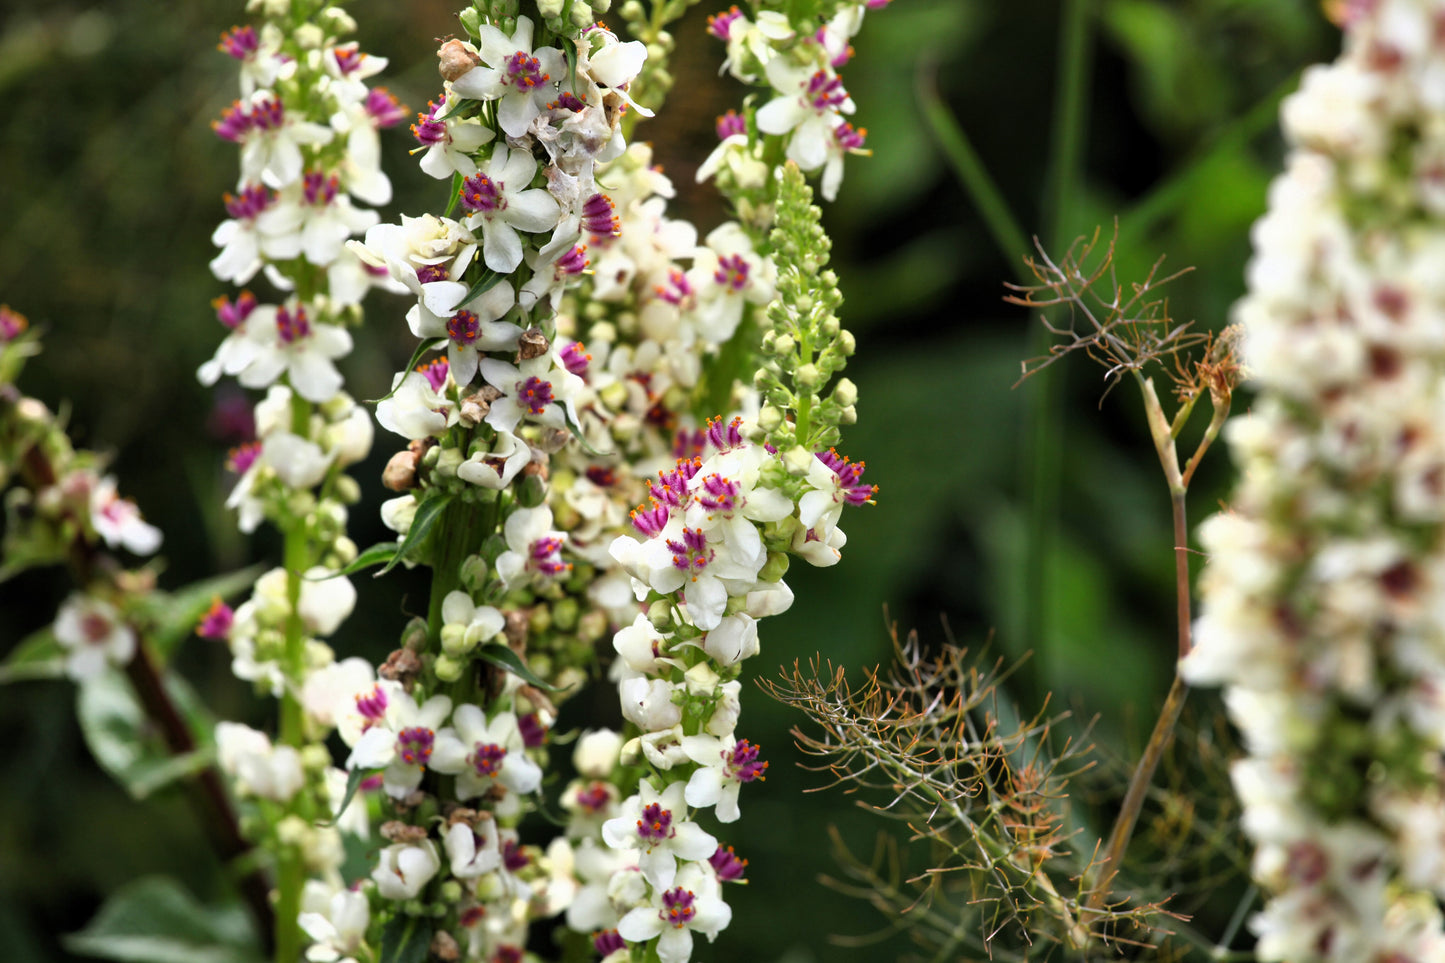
left=0, top=0, right=1339, bottom=959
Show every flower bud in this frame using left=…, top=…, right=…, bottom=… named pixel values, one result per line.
left=434, top=654, right=463, bottom=683
left=832, top=377, right=858, bottom=407
left=435, top=447, right=463, bottom=479
left=782, top=445, right=814, bottom=476
left=570, top=0, right=595, bottom=27
left=441, top=624, right=469, bottom=657
left=620, top=0, right=645, bottom=21
left=460, top=554, right=488, bottom=594
left=332, top=536, right=358, bottom=566
left=553, top=597, right=579, bottom=631
left=401, top=616, right=429, bottom=652
left=839, top=404, right=857, bottom=425
left=757, top=405, right=784, bottom=432
left=759, top=550, right=790, bottom=583
left=334, top=475, right=362, bottom=504
left=321, top=6, right=356, bottom=33
left=458, top=8, right=481, bottom=35
left=294, top=23, right=324, bottom=48
left=794, top=362, right=822, bottom=388
left=648, top=599, right=673, bottom=631
left=837, top=329, right=856, bottom=355
left=774, top=333, right=796, bottom=356
left=438, top=39, right=482, bottom=82
left=516, top=471, right=547, bottom=508
left=537, top=0, right=566, bottom=16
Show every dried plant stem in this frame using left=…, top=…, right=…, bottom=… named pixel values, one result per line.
left=123, top=641, right=276, bottom=951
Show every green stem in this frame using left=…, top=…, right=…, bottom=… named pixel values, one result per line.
left=426, top=494, right=498, bottom=645
left=918, top=78, right=1031, bottom=284
left=1045, top=0, right=1094, bottom=251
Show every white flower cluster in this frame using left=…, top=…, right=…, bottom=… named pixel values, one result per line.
left=701, top=0, right=886, bottom=201
left=1188, top=2, right=1445, bottom=958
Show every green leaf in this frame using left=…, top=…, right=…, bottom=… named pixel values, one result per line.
left=305, top=541, right=400, bottom=580
left=368, top=339, right=445, bottom=404
left=63, top=875, right=261, bottom=963
left=379, top=914, right=433, bottom=963
left=459, top=269, right=503, bottom=309
left=76, top=669, right=215, bottom=800
left=324, top=765, right=370, bottom=828
left=0, top=624, right=64, bottom=683
left=444, top=170, right=464, bottom=218
left=379, top=490, right=455, bottom=575
left=477, top=642, right=562, bottom=692
left=147, top=564, right=265, bottom=663
left=562, top=401, right=609, bottom=457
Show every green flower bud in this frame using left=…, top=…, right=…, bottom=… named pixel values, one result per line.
left=839, top=404, right=857, bottom=425
left=570, top=0, right=594, bottom=27
left=530, top=606, right=552, bottom=633
left=459, top=7, right=482, bottom=34
left=460, top=554, right=488, bottom=594
left=837, top=329, right=856, bottom=355
left=759, top=550, right=790, bottom=583
left=439, top=881, right=464, bottom=904
left=434, top=654, right=463, bottom=682
left=774, top=333, right=796, bottom=356
left=782, top=445, right=814, bottom=476
left=757, top=405, right=784, bottom=432
left=401, top=616, right=429, bottom=652
left=794, top=363, right=822, bottom=388
left=552, top=597, right=579, bottom=631
left=516, top=471, right=547, bottom=507
left=333, top=474, right=361, bottom=504
left=537, top=0, right=565, bottom=15
left=441, top=623, right=469, bottom=657
left=648, top=599, right=673, bottom=631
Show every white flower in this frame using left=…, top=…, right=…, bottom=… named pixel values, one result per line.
left=443, top=819, right=502, bottom=879
left=406, top=279, right=519, bottom=387
left=215, top=722, right=304, bottom=802
left=574, top=729, right=625, bottom=777
left=54, top=594, right=136, bottom=680
left=372, top=840, right=440, bottom=900
left=345, top=689, right=453, bottom=798
left=238, top=302, right=352, bottom=403
left=375, top=365, right=452, bottom=441
left=234, top=91, right=335, bottom=189
left=755, top=59, right=855, bottom=171
left=683, top=224, right=776, bottom=344
left=380, top=494, right=416, bottom=535
left=681, top=734, right=768, bottom=823
left=495, top=506, right=570, bottom=589
left=459, top=145, right=561, bottom=274
left=429, top=704, right=543, bottom=799
left=457, top=428, right=531, bottom=490
left=413, top=97, right=496, bottom=180
left=701, top=613, right=758, bottom=666
left=615, top=861, right=732, bottom=963
left=299, top=882, right=369, bottom=963
left=479, top=353, right=582, bottom=434
left=209, top=184, right=303, bottom=285
left=601, top=780, right=717, bottom=891
left=89, top=475, right=161, bottom=555
left=619, top=676, right=683, bottom=732
left=438, top=591, right=505, bottom=655
left=451, top=17, right=566, bottom=138
left=612, top=613, right=671, bottom=676
left=297, top=568, right=357, bottom=636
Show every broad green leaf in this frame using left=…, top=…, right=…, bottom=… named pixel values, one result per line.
left=379, top=914, right=433, bottom=963
left=63, top=875, right=261, bottom=963
left=147, top=564, right=265, bottom=663
left=477, top=643, right=561, bottom=692
left=379, top=490, right=455, bottom=575
left=306, top=541, right=400, bottom=580
left=368, top=339, right=445, bottom=404
left=76, top=668, right=215, bottom=800
left=0, top=624, right=64, bottom=683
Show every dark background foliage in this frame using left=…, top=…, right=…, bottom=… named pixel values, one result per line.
left=0, top=0, right=1337, bottom=959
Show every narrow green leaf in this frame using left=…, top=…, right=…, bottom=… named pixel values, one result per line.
left=305, top=541, right=400, bottom=580
left=0, top=625, right=64, bottom=684
left=562, top=402, right=609, bottom=457
left=148, top=564, right=265, bottom=663
left=63, top=875, right=261, bottom=963
left=368, top=339, right=445, bottom=404
left=379, top=914, right=432, bottom=963
left=379, top=490, right=455, bottom=575
left=477, top=643, right=561, bottom=692
left=323, top=765, right=369, bottom=828
left=443, top=170, right=464, bottom=219
left=459, top=269, right=503, bottom=309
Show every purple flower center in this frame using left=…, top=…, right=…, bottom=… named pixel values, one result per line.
left=218, top=25, right=258, bottom=59
left=227, top=441, right=261, bottom=475
left=460, top=173, right=505, bottom=214
left=80, top=613, right=113, bottom=645
left=554, top=243, right=589, bottom=278
left=725, top=739, right=768, bottom=782
left=636, top=802, right=675, bottom=843
left=415, top=263, right=449, bottom=284
left=213, top=291, right=257, bottom=329
left=397, top=726, right=435, bottom=767
left=530, top=536, right=570, bottom=576
left=355, top=685, right=388, bottom=724
left=303, top=170, right=340, bottom=206
left=447, top=310, right=481, bottom=347
left=805, top=70, right=848, bottom=112
left=694, top=473, right=741, bottom=515
left=503, top=839, right=530, bottom=871
left=816, top=448, right=877, bottom=505
left=518, top=376, right=554, bottom=415
left=276, top=305, right=311, bottom=345
left=0, top=305, right=28, bottom=341
left=223, top=184, right=273, bottom=220
left=470, top=742, right=507, bottom=777
left=713, top=254, right=750, bottom=291
left=333, top=43, right=365, bottom=75
left=835, top=121, right=867, bottom=152
left=581, top=193, right=620, bottom=242
left=655, top=269, right=694, bottom=307
left=673, top=428, right=706, bottom=460
left=251, top=95, right=284, bottom=131
left=709, top=844, right=749, bottom=881
left=364, top=87, right=406, bottom=128
left=494, top=946, right=523, bottom=963
left=517, top=712, right=547, bottom=747
left=213, top=100, right=255, bottom=142
left=705, top=415, right=745, bottom=452
left=504, top=51, right=549, bottom=90
left=629, top=498, right=671, bottom=538
left=560, top=341, right=590, bottom=376
left=661, top=888, right=697, bottom=928
left=707, top=5, right=743, bottom=40
left=196, top=598, right=235, bottom=640
left=410, top=101, right=447, bottom=146
left=593, top=930, right=626, bottom=956
left=716, top=109, right=746, bottom=140
left=586, top=466, right=617, bottom=488
left=551, top=91, right=586, bottom=112
left=666, top=526, right=712, bottom=574
left=417, top=357, right=450, bottom=392
left=577, top=782, right=612, bottom=813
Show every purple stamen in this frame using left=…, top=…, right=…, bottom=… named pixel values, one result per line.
left=661, top=888, right=697, bottom=928
left=725, top=739, right=768, bottom=782
left=709, top=844, right=749, bottom=881
left=504, top=51, right=549, bottom=89
left=581, top=193, right=620, bottom=242
left=0, top=305, right=27, bottom=341
left=470, top=742, right=507, bottom=777
left=713, top=254, right=750, bottom=291
left=816, top=448, right=877, bottom=505
left=365, top=88, right=407, bottom=129
left=518, top=376, right=554, bottom=415
left=196, top=598, right=235, bottom=639
left=223, top=184, right=273, bottom=221
left=593, top=930, right=626, bottom=956
left=503, top=839, right=530, bottom=871
left=410, top=101, right=447, bottom=147
left=673, top=428, right=705, bottom=460
left=460, top=173, right=505, bottom=214
left=417, top=357, right=450, bottom=392
left=695, top=473, right=740, bottom=514
left=397, top=726, right=435, bottom=767
left=218, top=25, right=258, bottom=60
left=447, top=309, right=481, bottom=347
left=303, top=170, right=340, bottom=206
left=629, top=498, right=671, bottom=538
left=705, top=416, right=746, bottom=452
left=665, top=526, right=712, bottom=573
left=636, top=802, right=675, bottom=843
left=655, top=269, right=694, bottom=307
left=560, top=341, right=590, bottom=377
left=805, top=70, right=848, bottom=112
left=517, top=712, right=547, bottom=748
left=530, top=536, right=570, bottom=576
left=707, top=5, right=743, bottom=40
left=276, top=305, right=311, bottom=345
left=355, top=684, right=389, bottom=724
left=577, top=782, right=612, bottom=813
left=227, top=441, right=261, bottom=475
left=250, top=95, right=284, bottom=131
left=551, top=91, right=586, bottom=112
left=834, top=121, right=867, bottom=152
left=333, top=43, right=365, bottom=75
left=213, top=100, right=254, bottom=142
left=715, top=109, right=746, bottom=140
left=213, top=290, right=257, bottom=329
left=586, top=466, right=617, bottom=488
left=416, top=263, right=449, bottom=284
left=555, top=243, right=589, bottom=278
